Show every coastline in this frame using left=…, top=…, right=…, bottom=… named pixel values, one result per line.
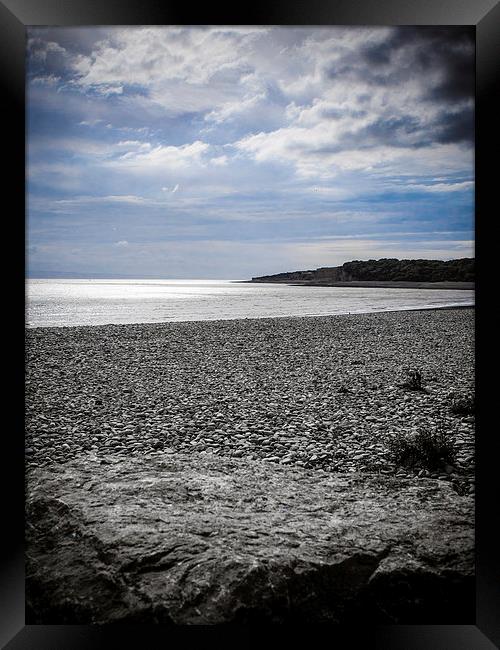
left=397, top=303, right=474, bottom=312
left=26, top=301, right=474, bottom=330
left=238, top=280, right=474, bottom=290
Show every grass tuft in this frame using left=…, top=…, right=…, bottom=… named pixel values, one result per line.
left=399, top=367, right=425, bottom=391
left=450, top=393, right=475, bottom=416
left=387, top=426, right=456, bottom=471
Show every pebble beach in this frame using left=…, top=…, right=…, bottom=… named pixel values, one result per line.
left=25, top=308, right=475, bottom=494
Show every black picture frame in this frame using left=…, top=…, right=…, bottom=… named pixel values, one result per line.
left=3, top=0, right=499, bottom=647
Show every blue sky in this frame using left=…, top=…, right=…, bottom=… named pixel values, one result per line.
left=27, top=26, right=474, bottom=279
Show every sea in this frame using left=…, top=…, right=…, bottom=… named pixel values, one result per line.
left=26, top=279, right=475, bottom=328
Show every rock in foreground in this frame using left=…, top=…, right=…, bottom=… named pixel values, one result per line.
left=26, top=452, right=474, bottom=624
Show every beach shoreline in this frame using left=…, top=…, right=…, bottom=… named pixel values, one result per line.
left=26, top=308, right=475, bottom=493
left=25, top=301, right=474, bottom=330
left=237, top=280, right=474, bottom=290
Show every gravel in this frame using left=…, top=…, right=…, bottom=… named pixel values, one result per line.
left=25, top=308, right=475, bottom=494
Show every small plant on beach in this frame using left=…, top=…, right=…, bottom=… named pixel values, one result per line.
left=387, top=426, right=456, bottom=471
left=399, top=367, right=424, bottom=391
left=450, top=392, right=475, bottom=416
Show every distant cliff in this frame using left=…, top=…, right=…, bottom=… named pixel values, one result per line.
left=250, top=258, right=474, bottom=284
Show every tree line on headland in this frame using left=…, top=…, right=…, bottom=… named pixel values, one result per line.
left=250, top=258, right=474, bottom=284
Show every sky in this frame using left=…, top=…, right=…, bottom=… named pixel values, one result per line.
left=26, top=26, right=475, bottom=279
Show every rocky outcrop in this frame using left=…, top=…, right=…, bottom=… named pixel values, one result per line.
left=26, top=452, right=474, bottom=624
left=250, top=257, right=475, bottom=284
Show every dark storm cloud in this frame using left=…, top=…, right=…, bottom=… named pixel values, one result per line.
left=307, top=116, right=430, bottom=157
left=434, top=106, right=475, bottom=144
left=326, top=26, right=474, bottom=102
left=362, top=26, right=474, bottom=103
left=353, top=116, right=427, bottom=148
left=356, top=105, right=474, bottom=149
left=324, top=26, right=474, bottom=148
left=303, top=107, right=473, bottom=160
left=336, top=109, right=474, bottom=152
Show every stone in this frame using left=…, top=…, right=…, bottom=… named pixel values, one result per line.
left=26, top=452, right=474, bottom=625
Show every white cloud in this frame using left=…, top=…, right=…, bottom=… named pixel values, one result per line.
left=205, top=92, right=266, bottom=124
left=109, top=140, right=210, bottom=172
left=69, top=27, right=269, bottom=112
left=210, top=155, right=228, bottom=167
left=235, top=125, right=472, bottom=179
left=406, top=181, right=474, bottom=193
left=53, top=195, right=163, bottom=207
left=116, top=140, right=152, bottom=152
left=114, top=240, right=129, bottom=247
left=78, top=119, right=104, bottom=126
left=31, top=74, right=61, bottom=86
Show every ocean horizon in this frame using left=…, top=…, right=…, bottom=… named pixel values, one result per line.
left=26, top=278, right=475, bottom=328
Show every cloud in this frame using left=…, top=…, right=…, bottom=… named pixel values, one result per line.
left=231, top=26, right=473, bottom=179
left=78, top=119, right=104, bottom=126
left=110, top=140, right=210, bottom=172
left=360, top=27, right=474, bottom=97
left=28, top=38, right=67, bottom=62
left=65, top=27, right=271, bottom=115
left=52, top=195, right=165, bottom=207
left=72, top=28, right=236, bottom=86
left=210, top=156, right=228, bottom=166
left=406, top=181, right=474, bottom=193
left=114, top=240, right=129, bottom=247
left=31, top=74, right=61, bottom=86
left=27, top=26, right=474, bottom=279
left=234, top=125, right=472, bottom=179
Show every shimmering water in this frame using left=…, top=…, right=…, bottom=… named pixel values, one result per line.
left=26, top=279, right=475, bottom=328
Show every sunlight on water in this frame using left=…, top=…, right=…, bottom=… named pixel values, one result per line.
left=26, top=279, right=475, bottom=328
